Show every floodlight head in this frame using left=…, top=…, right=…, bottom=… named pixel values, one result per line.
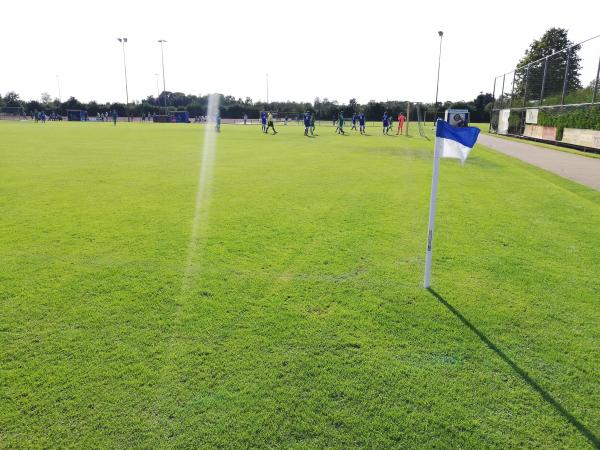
left=123, top=38, right=128, bottom=43
left=117, top=38, right=122, bottom=42
left=158, top=39, right=167, bottom=43
left=438, top=31, right=444, bottom=37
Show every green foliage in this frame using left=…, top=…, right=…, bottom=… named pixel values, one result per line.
left=25, top=100, right=42, bottom=112
left=5, top=90, right=493, bottom=122
left=542, top=86, right=595, bottom=106
left=513, top=28, right=582, bottom=100
left=539, top=105, right=600, bottom=140
left=1, top=122, right=600, bottom=447
left=3, top=91, right=21, bottom=107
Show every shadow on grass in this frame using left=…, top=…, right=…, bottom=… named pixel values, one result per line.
left=427, top=288, right=599, bottom=449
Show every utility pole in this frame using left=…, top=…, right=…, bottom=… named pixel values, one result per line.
left=56, top=74, right=62, bottom=102
left=266, top=73, right=269, bottom=105
left=434, top=31, right=444, bottom=124
left=117, top=38, right=130, bottom=118
left=158, top=39, right=168, bottom=114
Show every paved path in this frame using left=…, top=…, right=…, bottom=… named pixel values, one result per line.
left=478, top=134, right=600, bottom=191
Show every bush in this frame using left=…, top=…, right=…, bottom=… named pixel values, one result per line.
left=538, top=104, right=600, bottom=140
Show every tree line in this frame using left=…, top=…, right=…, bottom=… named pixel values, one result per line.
left=1, top=90, right=495, bottom=123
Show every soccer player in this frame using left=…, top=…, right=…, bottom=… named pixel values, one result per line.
left=337, top=112, right=345, bottom=134
left=397, top=112, right=406, bottom=135
left=351, top=113, right=357, bottom=131
left=382, top=112, right=389, bottom=135
left=303, top=111, right=311, bottom=136
left=261, top=111, right=267, bottom=133
left=266, top=111, right=277, bottom=134
left=112, top=109, right=118, bottom=126
left=310, top=112, right=316, bottom=135
left=216, top=114, right=221, bottom=132
left=359, top=111, right=366, bottom=134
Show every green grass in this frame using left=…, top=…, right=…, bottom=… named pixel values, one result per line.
left=1, top=121, right=600, bottom=448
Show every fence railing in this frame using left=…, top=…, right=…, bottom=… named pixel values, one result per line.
left=492, top=34, right=600, bottom=111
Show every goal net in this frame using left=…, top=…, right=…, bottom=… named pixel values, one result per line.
left=0, top=106, right=26, bottom=120
left=416, top=104, right=428, bottom=139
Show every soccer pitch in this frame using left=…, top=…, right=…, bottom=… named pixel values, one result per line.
left=1, top=121, right=600, bottom=448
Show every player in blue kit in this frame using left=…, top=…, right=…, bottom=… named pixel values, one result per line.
left=383, top=112, right=389, bottom=135
left=261, top=111, right=267, bottom=133
left=303, top=111, right=311, bottom=136
left=351, top=113, right=357, bottom=131
left=358, top=112, right=366, bottom=134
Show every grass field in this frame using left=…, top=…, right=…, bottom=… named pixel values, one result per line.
left=1, top=120, right=600, bottom=448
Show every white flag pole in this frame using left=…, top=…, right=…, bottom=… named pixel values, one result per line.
left=424, top=130, right=442, bottom=288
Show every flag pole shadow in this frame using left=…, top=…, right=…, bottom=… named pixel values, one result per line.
left=426, top=288, right=599, bottom=449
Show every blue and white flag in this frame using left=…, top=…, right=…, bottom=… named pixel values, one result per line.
left=435, top=119, right=480, bottom=163
left=424, top=120, right=482, bottom=288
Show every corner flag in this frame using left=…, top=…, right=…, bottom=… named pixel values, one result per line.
left=423, top=120, right=480, bottom=288
left=435, top=118, right=480, bottom=163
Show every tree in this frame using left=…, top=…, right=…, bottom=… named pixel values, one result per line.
left=63, top=96, right=83, bottom=111
left=513, top=28, right=582, bottom=101
left=157, top=91, right=171, bottom=109
left=108, top=102, right=127, bottom=116
left=473, top=92, right=493, bottom=112
left=169, top=92, right=188, bottom=108
left=472, top=92, right=494, bottom=121
left=87, top=101, right=100, bottom=116
left=348, top=98, right=358, bottom=113
left=26, top=100, right=42, bottom=113
left=41, top=92, right=52, bottom=104
left=364, top=100, right=384, bottom=121
left=4, top=91, right=22, bottom=107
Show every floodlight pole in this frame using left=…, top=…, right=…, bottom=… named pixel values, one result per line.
left=154, top=73, right=160, bottom=100
left=266, top=73, right=269, bottom=105
left=158, top=40, right=168, bottom=114
left=117, top=38, right=130, bottom=118
left=593, top=56, right=600, bottom=104
left=434, top=31, right=444, bottom=123
left=489, top=77, right=496, bottom=132
left=561, top=48, right=571, bottom=105
left=56, top=75, right=62, bottom=103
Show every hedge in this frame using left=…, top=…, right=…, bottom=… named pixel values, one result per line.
left=538, top=104, right=600, bottom=140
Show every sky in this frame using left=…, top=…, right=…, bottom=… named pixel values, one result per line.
left=1, top=0, right=598, bottom=105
